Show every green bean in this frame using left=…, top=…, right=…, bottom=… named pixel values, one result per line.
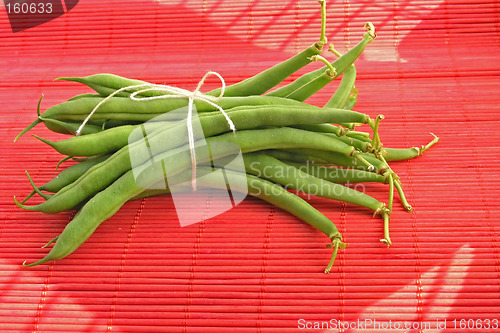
left=56, top=74, right=152, bottom=97
left=15, top=127, right=368, bottom=214
left=67, top=93, right=103, bottom=101
left=197, top=152, right=386, bottom=185
left=15, top=95, right=120, bottom=140
left=382, top=134, right=439, bottom=162
left=57, top=42, right=320, bottom=99
left=344, top=87, right=358, bottom=110
left=280, top=55, right=336, bottom=102
left=387, top=173, right=395, bottom=212
left=345, top=130, right=372, bottom=143
left=267, top=24, right=375, bottom=99
left=20, top=154, right=111, bottom=204
left=325, top=64, right=357, bottom=109
left=32, top=125, right=149, bottom=157
left=370, top=114, right=384, bottom=152
left=23, top=170, right=143, bottom=267
left=283, top=161, right=388, bottom=184
left=210, top=43, right=322, bottom=97
left=236, top=153, right=387, bottom=212
left=275, top=148, right=387, bottom=174
left=18, top=94, right=347, bottom=136
left=131, top=127, right=372, bottom=195
left=241, top=153, right=390, bottom=246
left=262, top=149, right=329, bottom=165
left=24, top=166, right=346, bottom=272
left=182, top=167, right=348, bottom=273
left=10, top=95, right=277, bottom=140
left=41, top=118, right=102, bottom=136
left=33, top=105, right=370, bottom=157
left=56, top=1, right=329, bottom=100
left=292, top=124, right=344, bottom=136
left=321, top=133, right=373, bottom=153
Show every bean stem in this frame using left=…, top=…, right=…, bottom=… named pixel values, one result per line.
left=24, top=171, right=51, bottom=201
left=352, top=151, right=375, bottom=171
left=316, top=0, right=328, bottom=48
left=308, top=55, right=336, bottom=77
left=395, top=179, right=413, bottom=212
left=324, top=237, right=347, bottom=274
left=382, top=133, right=440, bottom=162
left=380, top=211, right=392, bottom=246
left=387, top=173, right=394, bottom=212
left=370, top=114, right=384, bottom=152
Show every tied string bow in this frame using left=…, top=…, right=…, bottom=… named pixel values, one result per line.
left=76, top=71, right=236, bottom=191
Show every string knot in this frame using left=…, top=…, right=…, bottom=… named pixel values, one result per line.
left=76, top=71, right=235, bottom=191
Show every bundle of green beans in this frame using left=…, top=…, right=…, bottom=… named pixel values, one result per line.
left=14, top=1, right=438, bottom=273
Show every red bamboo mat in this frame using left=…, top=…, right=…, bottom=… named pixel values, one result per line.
left=1, top=1, right=500, bottom=332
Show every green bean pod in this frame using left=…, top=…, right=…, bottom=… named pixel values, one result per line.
left=267, top=27, right=374, bottom=99
left=15, top=127, right=363, bottom=214
left=382, top=134, right=439, bottom=161
left=56, top=74, right=151, bottom=97
left=321, top=133, right=373, bottom=153
left=239, top=154, right=391, bottom=246
left=209, top=43, right=322, bottom=97
left=278, top=148, right=387, bottom=174
left=324, top=64, right=356, bottom=109
left=33, top=105, right=370, bottom=157
left=283, top=161, right=388, bottom=184
left=275, top=70, right=335, bottom=102
left=239, top=153, right=387, bottom=212
left=292, top=124, right=344, bottom=136
left=23, top=170, right=143, bottom=267
left=18, top=95, right=348, bottom=136
left=67, top=93, right=103, bottom=101
left=21, top=154, right=111, bottom=204
left=344, top=87, right=359, bottom=110
left=41, top=118, right=102, bottom=136
left=262, top=149, right=330, bottom=165
left=24, top=167, right=345, bottom=271
left=56, top=43, right=322, bottom=99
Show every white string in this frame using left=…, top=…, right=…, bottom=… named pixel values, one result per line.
left=76, top=71, right=235, bottom=191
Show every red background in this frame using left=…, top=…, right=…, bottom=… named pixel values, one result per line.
left=1, top=0, right=499, bottom=332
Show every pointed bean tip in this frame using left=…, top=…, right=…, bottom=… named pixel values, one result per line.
left=54, top=77, right=75, bottom=82
left=22, top=258, right=47, bottom=267
left=31, top=134, right=53, bottom=146
left=13, top=195, right=22, bottom=208
left=14, top=117, right=42, bottom=142
left=13, top=195, right=38, bottom=211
